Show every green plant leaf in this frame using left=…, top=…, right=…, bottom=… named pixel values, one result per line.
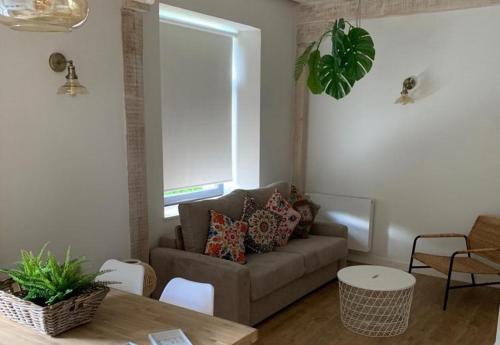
left=294, top=41, right=316, bottom=81
left=342, top=27, right=375, bottom=82
left=307, top=50, right=324, bottom=94
left=319, top=55, right=354, bottom=100
left=331, top=19, right=346, bottom=61
left=1, top=244, right=106, bottom=306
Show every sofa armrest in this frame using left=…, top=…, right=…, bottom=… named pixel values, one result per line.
left=158, top=226, right=184, bottom=250
left=158, top=233, right=177, bottom=249
left=150, top=247, right=251, bottom=324
left=310, top=221, right=348, bottom=239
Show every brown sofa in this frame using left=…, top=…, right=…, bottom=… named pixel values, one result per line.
left=150, top=182, right=348, bottom=325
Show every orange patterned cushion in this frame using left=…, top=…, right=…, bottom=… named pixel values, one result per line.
left=204, top=210, right=248, bottom=264
left=265, top=191, right=301, bottom=246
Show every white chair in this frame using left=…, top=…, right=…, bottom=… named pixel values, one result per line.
left=159, top=278, right=215, bottom=315
left=97, top=259, right=145, bottom=295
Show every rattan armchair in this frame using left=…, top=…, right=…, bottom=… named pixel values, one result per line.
left=409, top=215, right=500, bottom=310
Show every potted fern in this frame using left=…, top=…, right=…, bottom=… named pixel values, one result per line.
left=0, top=244, right=109, bottom=336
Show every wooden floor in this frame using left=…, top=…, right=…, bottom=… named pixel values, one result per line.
left=255, top=273, right=499, bottom=345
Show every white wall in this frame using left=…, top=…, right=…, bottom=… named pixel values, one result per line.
left=144, top=0, right=298, bottom=245
left=306, top=6, right=500, bottom=277
left=0, top=0, right=130, bottom=270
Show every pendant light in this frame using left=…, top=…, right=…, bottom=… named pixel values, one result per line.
left=0, top=0, right=89, bottom=32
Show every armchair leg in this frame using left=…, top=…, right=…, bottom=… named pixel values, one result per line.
left=443, top=274, right=452, bottom=311
left=443, top=253, right=457, bottom=311
left=408, top=236, right=420, bottom=273
left=408, top=256, right=414, bottom=273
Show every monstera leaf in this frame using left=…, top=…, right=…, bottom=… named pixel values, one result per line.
left=342, top=27, right=375, bottom=82
left=295, top=41, right=316, bottom=81
left=295, top=18, right=375, bottom=100
left=307, top=50, right=324, bottom=94
left=320, top=55, right=354, bottom=100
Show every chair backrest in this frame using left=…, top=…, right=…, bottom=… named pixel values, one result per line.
left=159, top=278, right=214, bottom=316
left=468, top=215, right=500, bottom=264
left=96, top=259, right=145, bottom=295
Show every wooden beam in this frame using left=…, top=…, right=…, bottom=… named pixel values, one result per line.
left=122, top=7, right=149, bottom=262
left=291, top=44, right=310, bottom=191
left=122, top=0, right=151, bottom=13
left=297, top=0, right=500, bottom=44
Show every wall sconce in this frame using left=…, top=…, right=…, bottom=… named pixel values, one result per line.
left=395, top=77, right=416, bottom=105
left=49, top=53, right=88, bottom=96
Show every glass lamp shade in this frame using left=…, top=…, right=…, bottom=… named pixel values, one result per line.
left=395, top=94, right=414, bottom=105
left=0, top=0, right=89, bottom=32
left=57, top=79, right=88, bottom=96
left=57, top=60, right=88, bottom=96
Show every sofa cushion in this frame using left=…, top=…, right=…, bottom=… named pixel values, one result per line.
left=245, top=181, right=289, bottom=207
left=241, top=197, right=282, bottom=254
left=179, top=189, right=246, bottom=253
left=265, top=191, right=301, bottom=247
left=246, top=251, right=305, bottom=301
left=204, top=210, right=249, bottom=264
left=289, top=185, right=320, bottom=238
left=276, top=235, right=347, bottom=274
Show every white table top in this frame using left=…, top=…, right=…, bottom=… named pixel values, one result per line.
left=338, top=265, right=416, bottom=291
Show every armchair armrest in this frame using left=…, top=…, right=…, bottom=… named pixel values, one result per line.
left=417, top=233, right=467, bottom=239
left=310, top=221, right=348, bottom=239
left=150, top=247, right=251, bottom=324
left=454, top=247, right=500, bottom=255
left=409, top=232, right=468, bottom=272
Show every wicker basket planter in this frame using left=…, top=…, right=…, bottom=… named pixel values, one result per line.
left=0, top=279, right=109, bottom=336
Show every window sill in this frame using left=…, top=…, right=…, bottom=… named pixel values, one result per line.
left=163, top=182, right=239, bottom=220
left=164, top=205, right=180, bottom=219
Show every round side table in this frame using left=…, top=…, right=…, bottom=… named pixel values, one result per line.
left=338, top=265, right=416, bottom=337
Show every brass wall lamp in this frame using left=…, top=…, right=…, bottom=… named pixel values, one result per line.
left=395, top=77, right=416, bottom=105
left=49, top=53, right=88, bottom=96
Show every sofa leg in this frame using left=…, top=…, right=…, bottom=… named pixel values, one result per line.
left=339, top=258, right=348, bottom=270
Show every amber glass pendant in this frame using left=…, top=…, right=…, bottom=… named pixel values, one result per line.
left=0, top=0, right=89, bottom=32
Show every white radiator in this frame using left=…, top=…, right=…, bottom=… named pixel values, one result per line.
left=309, top=193, right=375, bottom=252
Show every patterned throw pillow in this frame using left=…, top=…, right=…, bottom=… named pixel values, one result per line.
left=289, top=185, right=320, bottom=238
left=265, top=191, right=301, bottom=247
left=241, top=197, right=282, bottom=253
left=204, top=210, right=248, bottom=264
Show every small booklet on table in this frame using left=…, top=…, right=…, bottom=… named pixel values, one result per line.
left=148, top=329, right=193, bottom=345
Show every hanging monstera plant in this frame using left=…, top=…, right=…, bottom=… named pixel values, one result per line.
left=295, top=18, right=376, bottom=100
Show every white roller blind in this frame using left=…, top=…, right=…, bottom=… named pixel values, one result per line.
left=160, top=23, right=233, bottom=190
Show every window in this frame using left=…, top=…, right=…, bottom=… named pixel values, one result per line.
left=160, top=14, right=233, bottom=199
left=160, top=5, right=261, bottom=218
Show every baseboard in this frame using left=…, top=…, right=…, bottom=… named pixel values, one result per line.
left=347, top=252, right=500, bottom=288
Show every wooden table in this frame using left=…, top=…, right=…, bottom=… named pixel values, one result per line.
left=0, top=289, right=258, bottom=345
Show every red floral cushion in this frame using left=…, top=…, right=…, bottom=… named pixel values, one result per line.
left=265, top=191, right=301, bottom=247
left=204, top=210, right=248, bottom=264
left=241, top=197, right=282, bottom=253
left=289, top=185, right=320, bottom=238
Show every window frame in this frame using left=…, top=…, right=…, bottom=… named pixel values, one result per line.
left=164, top=183, right=225, bottom=206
